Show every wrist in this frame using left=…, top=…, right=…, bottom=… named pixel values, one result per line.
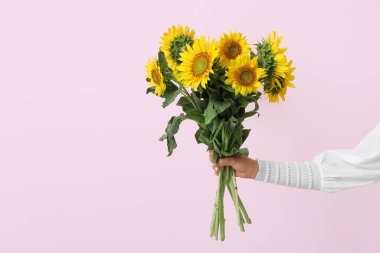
left=250, top=159, right=259, bottom=179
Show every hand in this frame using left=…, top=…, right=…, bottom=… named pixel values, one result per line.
left=208, top=150, right=259, bottom=179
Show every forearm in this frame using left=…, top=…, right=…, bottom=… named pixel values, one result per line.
left=248, top=124, right=380, bottom=193
left=254, top=160, right=322, bottom=191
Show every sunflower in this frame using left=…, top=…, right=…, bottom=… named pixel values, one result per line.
left=256, top=31, right=296, bottom=102
left=145, top=57, right=166, bottom=96
left=267, top=60, right=296, bottom=103
left=160, top=25, right=195, bottom=71
left=218, top=32, right=250, bottom=68
left=256, top=31, right=290, bottom=88
left=176, top=36, right=218, bottom=90
left=225, top=55, right=267, bottom=96
left=267, top=31, right=289, bottom=79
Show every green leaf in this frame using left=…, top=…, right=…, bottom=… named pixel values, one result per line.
left=204, top=100, right=218, bottom=125
left=212, top=149, right=219, bottom=164
left=185, top=111, right=204, bottom=125
left=194, top=128, right=203, bottom=144
left=220, top=83, right=235, bottom=93
left=210, top=120, right=224, bottom=142
left=237, top=148, right=249, bottom=156
left=166, top=137, right=177, bottom=156
left=242, top=129, right=250, bottom=144
left=146, top=86, right=155, bottom=94
left=176, top=96, right=195, bottom=113
left=243, top=110, right=257, bottom=118
left=228, top=116, right=238, bottom=126
left=158, top=51, right=174, bottom=80
left=159, top=134, right=167, bottom=141
left=191, top=92, right=202, bottom=110
left=227, top=123, right=242, bottom=149
left=221, top=122, right=230, bottom=151
left=195, top=127, right=210, bottom=145
left=160, top=114, right=186, bottom=156
left=212, top=139, right=221, bottom=152
left=213, top=101, right=232, bottom=114
left=220, top=147, right=239, bottom=157
left=243, top=99, right=260, bottom=118
left=158, top=51, right=168, bottom=69
left=161, top=81, right=180, bottom=108
left=165, top=114, right=185, bottom=136
left=236, top=96, right=249, bottom=108
left=205, top=85, right=220, bottom=100
left=203, top=100, right=232, bottom=125
left=162, top=89, right=180, bottom=108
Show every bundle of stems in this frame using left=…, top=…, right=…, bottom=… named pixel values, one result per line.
left=210, top=166, right=251, bottom=241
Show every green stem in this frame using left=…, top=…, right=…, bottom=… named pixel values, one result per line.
left=210, top=196, right=217, bottom=237
left=212, top=192, right=218, bottom=239
left=226, top=182, right=244, bottom=225
left=232, top=171, right=244, bottom=231
left=238, top=195, right=252, bottom=224
left=219, top=167, right=226, bottom=241
left=180, top=90, right=198, bottom=110
left=181, top=90, right=201, bottom=113
left=179, top=82, right=201, bottom=111
left=171, top=80, right=200, bottom=112
left=227, top=168, right=244, bottom=232
left=214, top=212, right=219, bottom=240
left=191, top=92, right=202, bottom=111
left=181, top=86, right=191, bottom=97
left=223, top=164, right=229, bottom=185
left=214, top=168, right=223, bottom=240
left=210, top=166, right=228, bottom=241
left=227, top=182, right=246, bottom=228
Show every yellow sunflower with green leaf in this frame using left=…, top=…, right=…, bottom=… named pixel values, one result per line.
left=176, top=36, right=218, bottom=90
left=160, top=25, right=195, bottom=71
left=225, top=55, right=267, bottom=96
left=145, top=57, right=166, bottom=96
left=267, top=60, right=296, bottom=103
left=218, top=32, right=250, bottom=68
left=267, top=31, right=289, bottom=79
left=256, top=31, right=296, bottom=102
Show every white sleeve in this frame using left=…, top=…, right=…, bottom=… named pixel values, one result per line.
left=255, top=123, right=380, bottom=193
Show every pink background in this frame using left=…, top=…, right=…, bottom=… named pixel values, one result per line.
left=1, top=0, right=380, bottom=252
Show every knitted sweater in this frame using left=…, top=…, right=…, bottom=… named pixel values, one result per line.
left=255, top=123, right=380, bottom=193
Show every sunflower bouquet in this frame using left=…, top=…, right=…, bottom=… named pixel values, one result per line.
left=145, top=25, right=295, bottom=241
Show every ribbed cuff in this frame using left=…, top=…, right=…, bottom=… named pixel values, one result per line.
left=255, top=159, right=322, bottom=191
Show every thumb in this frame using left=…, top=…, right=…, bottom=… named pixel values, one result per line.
left=217, top=157, right=236, bottom=168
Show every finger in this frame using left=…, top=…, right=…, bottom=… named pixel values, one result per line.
left=212, top=165, right=219, bottom=176
left=209, top=150, right=213, bottom=162
left=217, top=157, right=236, bottom=168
